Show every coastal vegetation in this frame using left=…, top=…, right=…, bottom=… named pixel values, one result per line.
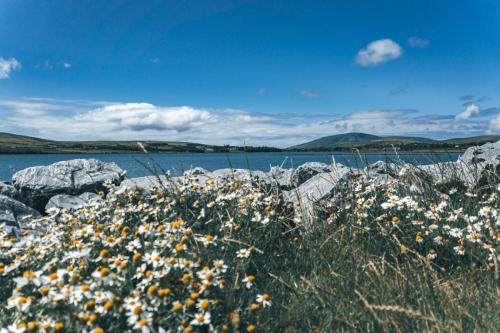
left=0, top=155, right=498, bottom=332
left=0, top=133, right=280, bottom=154
left=289, top=132, right=500, bottom=151
left=2, top=132, right=500, bottom=154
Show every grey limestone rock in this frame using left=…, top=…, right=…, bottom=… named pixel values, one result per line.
left=13, top=159, right=125, bottom=212
left=0, top=194, right=41, bottom=230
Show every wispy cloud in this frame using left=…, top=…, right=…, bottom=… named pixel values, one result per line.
left=458, top=94, right=475, bottom=102
left=1, top=98, right=498, bottom=147
left=458, top=95, right=490, bottom=107
left=489, top=113, right=500, bottom=131
left=0, top=57, right=21, bottom=79
left=296, top=89, right=320, bottom=98
left=455, top=104, right=479, bottom=121
left=63, top=62, right=72, bottom=69
left=150, top=58, right=160, bottom=64
left=355, top=39, right=402, bottom=67
left=407, top=36, right=429, bottom=48
left=479, top=107, right=500, bottom=118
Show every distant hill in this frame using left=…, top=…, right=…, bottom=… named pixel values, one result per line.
left=0, top=132, right=280, bottom=154
left=1, top=131, right=499, bottom=154
left=289, top=132, right=500, bottom=151
left=290, top=132, right=380, bottom=150
left=442, top=135, right=500, bottom=145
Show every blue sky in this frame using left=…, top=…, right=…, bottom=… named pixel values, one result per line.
left=0, top=0, right=499, bottom=146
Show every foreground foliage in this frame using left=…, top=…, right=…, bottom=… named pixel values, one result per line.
left=0, top=168, right=498, bottom=332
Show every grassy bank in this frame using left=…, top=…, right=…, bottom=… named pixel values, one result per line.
left=0, top=166, right=498, bottom=332
left=0, top=132, right=280, bottom=154
left=2, top=131, right=500, bottom=154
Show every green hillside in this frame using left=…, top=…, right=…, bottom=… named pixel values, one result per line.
left=290, top=132, right=380, bottom=150
left=289, top=132, right=500, bottom=151
left=0, top=132, right=279, bottom=154
left=442, top=135, right=500, bottom=145
left=1, top=131, right=499, bottom=154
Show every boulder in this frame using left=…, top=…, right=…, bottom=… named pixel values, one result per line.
left=0, top=181, right=19, bottom=199
left=116, top=173, right=217, bottom=196
left=116, top=175, right=172, bottom=194
left=457, top=140, right=500, bottom=186
left=363, top=161, right=400, bottom=184
left=418, top=162, right=466, bottom=185
left=211, top=168, right=271, bottom=184
left=415, top=140, right=500, bottom=188
left=13, top=159, right=126, bottom=212
left=0, top=194, right=41, bottom=231
left=291, top=162, right=333, bottom=188
left=183, top=167, right=210, bottom=177
left=45, top=192, right=102, bottom=213
left=268, top=166, right=295, bottom=190
left=285, top=164, right=354, bottom=220
left=364, top=161, right=399, bottom=177
left=78, top=192, right=102, bottom=202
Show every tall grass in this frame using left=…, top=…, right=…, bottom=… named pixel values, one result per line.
left=0, top=159, right=498, bottom=332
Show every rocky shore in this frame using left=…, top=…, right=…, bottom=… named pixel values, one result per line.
left=1, top=140, right=499, bottom=235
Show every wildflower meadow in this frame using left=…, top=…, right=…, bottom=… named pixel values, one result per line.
left=0, top=163, right=498, bottom=332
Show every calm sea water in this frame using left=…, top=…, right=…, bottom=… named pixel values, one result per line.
left=0, top=151, right=461, bottom=182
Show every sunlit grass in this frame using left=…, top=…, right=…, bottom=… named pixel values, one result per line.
left=0, top=163, right=498, bottom=332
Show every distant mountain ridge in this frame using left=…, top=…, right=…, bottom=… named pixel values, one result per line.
left=290, top=133, right=380, bottom=149
left=1, top=131, right=499, bottom=154
left=289, top=132, right=500, bottom=150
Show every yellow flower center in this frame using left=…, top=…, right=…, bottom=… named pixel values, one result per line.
left=27, top=321, right=39, bottom=330
left=132, top=253, right=142, bottom=262
left=99, top=267, right=110, bottom=277
left=158, top=288, right=171, bottom=297
left=200, top=300, right=209, bottom=310
left=147, top=285, right=157, bottom=295
left=133, top=305, right=142, bottom=315
left=104, top=301, right=113, bottom=311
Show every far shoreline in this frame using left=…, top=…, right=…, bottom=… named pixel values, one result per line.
left=0, top=149, right=466, bottom=155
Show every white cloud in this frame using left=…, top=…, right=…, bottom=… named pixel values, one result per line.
left=296, top=89, right=320, bottom=98
left=408, top=36, right=429, bottom=48
left=455, top=104, right=479, bottom=121
left=77, top=103, right=211, bottom=131
left=0, top=98, right=495, bottom=147
left=0, top=57, right=21, bottom=79
left=63, top=62, right=72, bottom=69
left=489, top=113, right=500, bottom=131
left=355, top=39, right=402, bottom=67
